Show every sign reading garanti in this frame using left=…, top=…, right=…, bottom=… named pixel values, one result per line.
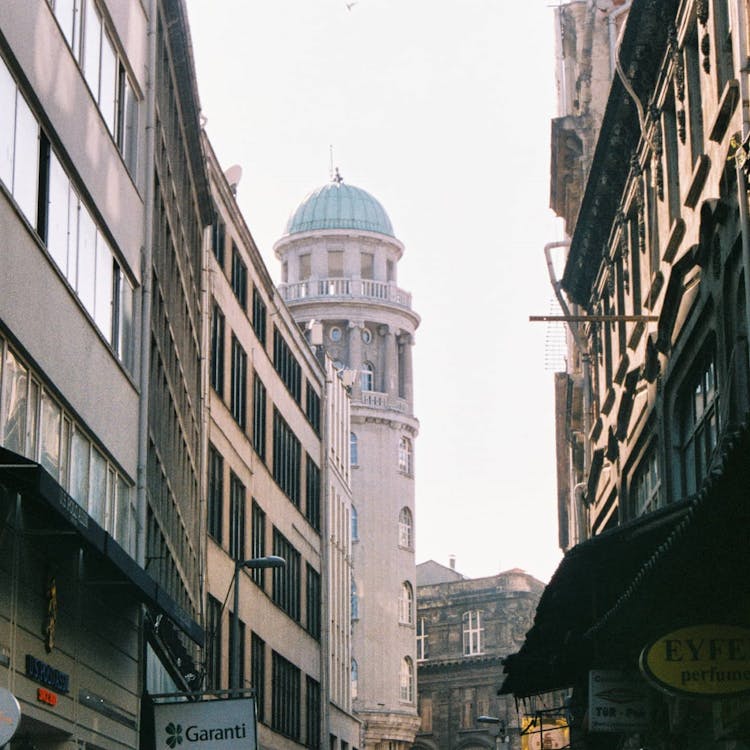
left=154, top=698, right=257, bottom=750
left=640, top=624, right=750, bottom=698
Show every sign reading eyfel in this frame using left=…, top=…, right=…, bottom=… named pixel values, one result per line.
left=154, top=698, right=257, bottom=750
left=640, top=624, right=750, bottom=698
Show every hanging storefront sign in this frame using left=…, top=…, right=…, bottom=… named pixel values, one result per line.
left=640, top=624, right=750, bottom=698
left=588, top=670, right=651, bottom=732
left=153, top=698, right=257, bottom=750
left=521, top=716, right=569, bottom=750
left=0, top=688, right=21, bottom=745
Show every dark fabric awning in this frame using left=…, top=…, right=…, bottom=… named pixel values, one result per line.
left=500, top=423, right=750, bottom=698
left=0, top=447, right=204, bottom=646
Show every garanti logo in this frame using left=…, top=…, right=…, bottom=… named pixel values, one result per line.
left=165, top=722, right=183, bottom=748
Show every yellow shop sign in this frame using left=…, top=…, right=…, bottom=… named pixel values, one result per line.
left=640, top=624, right=750, bottom=697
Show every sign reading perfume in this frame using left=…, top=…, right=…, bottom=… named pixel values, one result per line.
left=154, top=698, right=257, bottom=750
left=588, top=670, right=650, bottom=732
left=640, top=624, right=750, bottom=697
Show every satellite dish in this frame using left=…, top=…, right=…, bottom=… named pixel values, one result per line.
left=224, top=164, right=243, bottom=195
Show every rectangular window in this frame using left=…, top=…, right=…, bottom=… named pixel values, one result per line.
left=206, top=595, right=222, bottom=690
left=252, top=286, right=267, bottom=347
left=273, top=327, right=302, bottom=403
left=210, top=303, right=225, bottom=396
left=306, top=676, right=321, bottom=750
left=229, top=471, right=246, bottom=561
left=252, top=633, right=265, bottom=722
left=462, top=610, right=484, bottom=656
left=231, top=335, right=247, bottom=429
left=272, top=651, right=300, bottom=740
left=328, top=250, right=343, bottom=277
left=207, top=444, right=223, bottom=542
left=306, top=564, right=321, bottom=640
left=305, top=455, right=321, bottom=531
left=361, top=252, right=374, bottom=279
left=252, top=375, right=267, bottom=461
left=306, top=385, right=321, bottom=435
left=632, top=448, right=660, bottom=517
left=299, top=254, right=311, bottom=280
left=251, top=500, right=266, bottom=587
left=231, top=243, right=248, bottom=311
left=212, top=212, right=226, bottom=267
left=273, top=409, right=301, bottom=505
left=272, top=528, right=301, bottom=621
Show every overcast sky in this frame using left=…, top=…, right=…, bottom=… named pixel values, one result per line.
left=186, top=0, right=566, bottom=583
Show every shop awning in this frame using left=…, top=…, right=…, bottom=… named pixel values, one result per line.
left=500, top=423, right=750, bottom=699
left=0, top=447, right=204, bottom=646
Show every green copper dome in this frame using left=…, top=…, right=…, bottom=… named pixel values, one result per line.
left=285, top=177, right=394, bottom=237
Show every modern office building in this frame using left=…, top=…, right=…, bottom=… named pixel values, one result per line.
left=0, top=1, right=207, bottom=749
left=504, top=2, right=750, bottom=750
left=275, top=173, right=421, bottom=750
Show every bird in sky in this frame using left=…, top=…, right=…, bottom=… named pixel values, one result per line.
left=345, top=1, right=358, bottom=10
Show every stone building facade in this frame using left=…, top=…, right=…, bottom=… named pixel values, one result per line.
left=504, top=2, right=750, bottom=749
left=414, top=563, right=547, bottom=750
left=274, top=175, right=421, bottom=750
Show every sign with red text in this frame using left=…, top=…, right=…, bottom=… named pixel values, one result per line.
left=588, top=670, right=651, bottom=732
left=640, top=624, right=750, bottom=697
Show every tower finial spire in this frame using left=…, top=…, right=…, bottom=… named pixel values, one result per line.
left=333, top=167, right=344, bottom=184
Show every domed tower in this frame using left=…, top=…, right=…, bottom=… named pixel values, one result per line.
left=275, top=171, right=421, bottom=750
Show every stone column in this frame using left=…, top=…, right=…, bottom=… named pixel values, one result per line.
left=348, top=320, right=364, bottom=399
left=381, top=325, right=397, bottom=397
left=399, top=332, right=414, bottom=406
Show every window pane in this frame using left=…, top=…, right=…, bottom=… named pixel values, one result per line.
left=53, top=0, right=78, bottom=48
left=27, top=379, right=39, bottom=459
left=89, top=447, right=107, bottom=525
left=99, top=32, right=117, bottom=133
left=115, top=475, right=133, bottom=554
left=0, top=59, right=15, bottom=189
left=47, top=153, right=71, bottom=274
left=77, top=204, right=97, bottom=315
left=82, top=0, right=102, bottom=101
left=40, top=391, right=62, bottom=478
left=71, top=429, right=90, bottom=508
left=13, top=92, right=40, bottom=224
left=2, top=350, right=28, bottom=455
left=94, top=239, right=113, bottom=338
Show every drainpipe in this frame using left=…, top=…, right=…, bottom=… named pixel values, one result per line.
left=607, top=1, right=632, bottom=80
left=319, top=356, right=332, bottom=750
left=733, top=0, right=750, bottom=361
left=136, top=0, right=158, bottom=568
left=544, top=240, right=592, bottom=537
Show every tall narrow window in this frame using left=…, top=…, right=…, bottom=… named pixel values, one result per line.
left=632, top=448, right=661, bottom=517
left=399, top=582, right=414, bottom=625
left=251, top=633, right=265, bottom=721
left=400, top=657, right=414, bottom=702
left=351, top=660, right=358, bottom=700
left=252, top=286, right=267, bottom=347
left=273, top=327, right=302, bottom=402
left=306, top=676, right=321, bottom=750
left=360, top=362, right=374, bottom=392
left=462, top=610, right=484, bottom=656
left=231, top=243, right=248, bottom=310
left=417, top=618, right=429, bottom=661
left=251, top=500, right=266, bottom=587
left=212, top=213, right=226, bottom=267
left=272, top=528, right=301, bottom=621
left=273, top=409, right=301, bottom=505
left=306, top=456, right=321, bottom=531
left=272, top=651, right=301, bottom=739
left=361, top=252, right=374, bottom=280
left=350, top=432, right=358, bottom=466
left=210, top=303, right=225, bottom=396
left=351, top=577, right=359, bottom=620
left=306, top=564, right=321, bottom=640
left=229, top=472, right=246, bottom=561
left=398, top=436, right=413, bottom=474
left=231, top=335, right=247, bottom=429
left=306, top=386, right=321, bottom=435
left=351, top=505, right=359, bottom=542
left=398, top=507, right=413, bottom=549
left=206, top=595, right=222, bottom=689
left=253, top=375, right=267, bottom=460
left=207, top=445, right=223, bottom=542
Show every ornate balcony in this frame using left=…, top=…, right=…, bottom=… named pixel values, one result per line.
left=279, top=277, right=412, bottom=310
left=358, top=390, right=408, bottom=413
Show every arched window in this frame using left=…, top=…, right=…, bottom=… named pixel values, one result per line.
left=400, top=657, right=414, bottom=702
left=398, top=507, right=413, bottom=549
left=361, top=362, right=374, bottom=392
left=398, top=436, right=412, bottom=474
left=399, top=581, right=414, bottom=625
left=350, top=432, right=358, bottom=466
left=351, top=505, right=359, bottom=541
left=462, top=610, right=484, bottom=655
left=351, top=659, right=359, bottom=700
left=351, top=577, right=359, bottom=619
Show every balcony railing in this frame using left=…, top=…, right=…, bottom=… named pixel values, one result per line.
left=279, top=278, right=412, bottom=309
left=358, top=390, right=408, bottom=413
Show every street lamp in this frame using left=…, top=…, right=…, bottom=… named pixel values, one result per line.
left=478, top=716, right=509, bottom=749
left=230, top=555, right=286, bottom=694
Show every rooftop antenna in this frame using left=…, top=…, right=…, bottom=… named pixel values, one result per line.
left=329, top=145, right=334, bottom=181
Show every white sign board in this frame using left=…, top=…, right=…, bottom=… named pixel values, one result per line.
left=154, top=698, right=257, bottom=750
left=589, top=670, right=650, bottom=733
left=0, top=688, right=21, bottom=745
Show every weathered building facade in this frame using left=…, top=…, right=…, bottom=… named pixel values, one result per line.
left=505, top=1, right=750, bottom=748
left=414, top=563, right=547, bottom=750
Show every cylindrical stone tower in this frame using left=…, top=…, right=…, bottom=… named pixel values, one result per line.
left=274, top=172, right=420, bottom=750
